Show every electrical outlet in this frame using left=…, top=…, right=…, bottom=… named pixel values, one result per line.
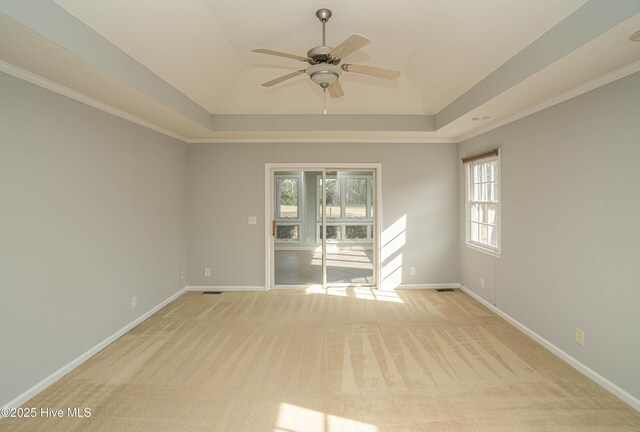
left=204, top=268, right=211, bottom=277
left=480, top=278, right=485, bottom=289
left=576, top=328, right=585, bottom=347
left=131, top=296, right=137, bottom=309
left=180, top=270, right=185, bottom=279
left=409, top=267, right=416, bottom=276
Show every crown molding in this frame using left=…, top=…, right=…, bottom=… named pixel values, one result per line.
left=0, top=0, right=212, bottom=130
left=437, top=0, right=640, bottom=129
left=0, top=61, right=453, bottom=143
left=456, top=59, right=640, bottom=143
left=4, top=56, right=639, bottom=146
left=0, top=60, right=188, bottom=142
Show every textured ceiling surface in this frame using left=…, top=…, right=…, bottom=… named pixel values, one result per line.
left=0, top=14, right=217, bottom=138
left=1, top=0, right=639, bottom=140
left=439, top=12, right=640, bottom=139
left=51, top=0, right=587, bottom=115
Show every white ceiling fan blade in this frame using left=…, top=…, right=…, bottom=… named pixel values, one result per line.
left=329, top=34, right=371, bottom=60
left=343, top=64, right=400, bottom=80
left=327, top=80, right=344, bottom=98
left=252, top=49, right=309, bottom=62
left=261, top=70, right=306, bottom=87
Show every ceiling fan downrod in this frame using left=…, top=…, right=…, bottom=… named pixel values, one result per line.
left=316, top=8, right=332, bottom=47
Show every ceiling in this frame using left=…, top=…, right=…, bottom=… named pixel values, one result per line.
left=1, top=0, right=639, bottom=142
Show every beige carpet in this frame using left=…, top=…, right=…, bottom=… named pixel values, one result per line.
left=2, top=288, right=639, bottom=431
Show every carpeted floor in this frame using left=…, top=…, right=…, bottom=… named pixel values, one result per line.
left=2, top=288, right=639, bottom=431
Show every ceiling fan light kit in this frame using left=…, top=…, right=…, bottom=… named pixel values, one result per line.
left=252, top=7, right=400, bottom=104
left=306, top=63, right=342, bottom=88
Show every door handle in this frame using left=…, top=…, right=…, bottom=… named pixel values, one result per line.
left=272, top=220, right=276, bottom=237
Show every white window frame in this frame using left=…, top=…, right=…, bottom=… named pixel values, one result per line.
left=315, top=174, right=374, bottom=243
left=274, top=173, right=302, bottom=243
left=465, top=155, right=501, bottom=258
left=265, top=163, right=382, bottom=292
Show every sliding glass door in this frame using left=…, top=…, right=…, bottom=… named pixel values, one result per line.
left=273, top=171, right=323, bottom=285
left=271, top=167, right=376, bottom=288
left=322, top=170, right=375, bottom=285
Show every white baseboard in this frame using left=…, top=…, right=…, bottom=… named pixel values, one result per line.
left=459, top=285, right=640, bottom=412
left=188, top=285, right=266, bottom=292
left=258, top=284, right=462, bottom=291
left=187, top=284, right=461, bottom=292
left=0, top=286, right=189, bottom=416
left=5, top=283, right=636, bottom=416
left=396, top=283, right=461, bottom=290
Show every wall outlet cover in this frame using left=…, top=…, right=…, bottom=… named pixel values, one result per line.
left=576, top=328, right=585, bottom=347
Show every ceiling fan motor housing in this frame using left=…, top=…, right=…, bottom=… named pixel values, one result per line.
left=307, top=46, right=339, bottom=64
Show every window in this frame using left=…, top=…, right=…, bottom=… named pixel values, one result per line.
left=276, top=224, right=299, bottom=241
left=275, top=175, right=299, bottom=219
left=466, top=155, right=500, bottom=254
left=319, top=225, right=342, bottom=240
left=316, top=173, right=374, bottom=243
left=275, top=174, right=301, bottom=243
left=345, top=178, right=368, bottom=218
left=322, top=177, right=340, bottom=219
left=345, top=225, right=368, bottom=239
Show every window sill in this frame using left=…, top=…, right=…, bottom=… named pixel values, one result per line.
left=464, top=242, right=501, bottom=259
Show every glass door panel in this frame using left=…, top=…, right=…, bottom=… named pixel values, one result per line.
left=324, top=170, right=375, bottom=285
left=273, top=170, right=322, bottom=285
left=272, top=168, right=376, bottom=288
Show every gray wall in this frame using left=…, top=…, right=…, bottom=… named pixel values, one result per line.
left=0, top=72, right=188, bottom=406
left=187, top=142, right=460, bottom=287
left=5, top=61, right=637, bottom=411
left=459, top=71, right=640, bottom=400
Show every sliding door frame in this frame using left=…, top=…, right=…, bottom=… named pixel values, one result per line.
left=264, top=163, right=382, bottom=291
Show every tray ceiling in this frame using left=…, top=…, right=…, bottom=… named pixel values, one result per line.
left=1, top=0, right=639, bottom=141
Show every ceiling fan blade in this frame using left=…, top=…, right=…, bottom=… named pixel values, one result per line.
left=343, top=64, right=400, bottom=80
left=327, top=80, right=344, bottom=98
left=252, top=49, right=309, bottom=62
left=261, top=70, right=306, bottom=87
left=329, top=34, right=371, bottom=60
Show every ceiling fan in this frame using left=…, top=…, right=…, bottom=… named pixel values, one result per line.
left=252, top=8, right=400, bottom=99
